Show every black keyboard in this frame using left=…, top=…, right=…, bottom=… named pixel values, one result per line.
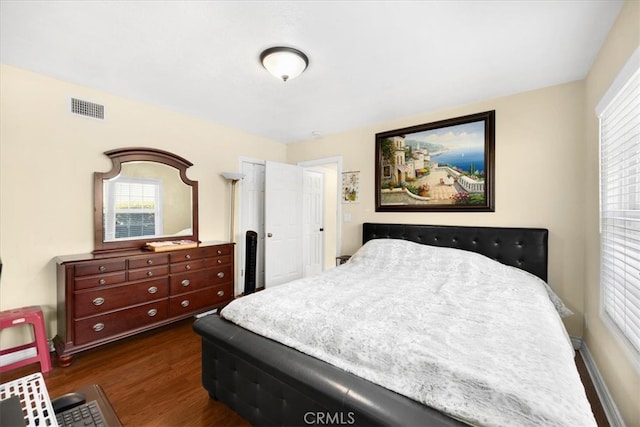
left=55, top=400, right=106, bottom=427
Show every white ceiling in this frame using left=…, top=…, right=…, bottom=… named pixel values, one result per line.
left=0, top=1, right=623, bottom=144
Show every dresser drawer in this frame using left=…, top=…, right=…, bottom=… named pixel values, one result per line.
left=203, top=254, right=233, bottom=268
left=170, top=265, right=232, bottom=294
left=168, top=283, right=232, bottom=316
left=128, top=265, right=169, bottom=281
left=75, top=271, right=127, bottom=290
left=75, top=260, right=126, bottom=277
left=170, top=259, right=204, bottom=273
left=74, top=278, right=169, bottom=318
left=202, top=245, right=232, bottom=257
left=74, top=300, right=168, bottom=345
left=169, top=249, right=205, bottom=263
left=209, top=265, right=232, bottom=286
left=128, top=254, right=169, bottom=269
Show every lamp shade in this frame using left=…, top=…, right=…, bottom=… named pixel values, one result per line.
left=260, top=47, right=309, bottom=82
left=221, top=172, right=245, bottom=181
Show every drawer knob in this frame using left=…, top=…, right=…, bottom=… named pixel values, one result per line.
left=148, top=309, right=158, bottom=317
left=181, top=300, right=190, bottom=308
left=185, top=254, right=191, bottom=260
left=148, top=286, right=158, bottom=294
left=181, top=279, right=190, bottom=287
left=147, top=259, right=154, bottom=265
left=98, top=278, right=106, bottom=285
left=92, top=297, right=105, bottom=306
left=185, top=264, right=191, bottom=270
left=98, top=265, right=106, bottom=272
left=217, top=250, right=222, bottom=255
left=93, top=323, right=105, bottom=332
left=217, top=290, right=225, bottom=297
left=217, top=259, right=222, bottom=264
left=146, top=271, right=153, bottom=277
left=217, top=272, right=225, bottom=279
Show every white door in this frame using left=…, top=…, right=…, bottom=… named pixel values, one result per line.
left=264, top=161, right=303, bottom=287
left=303, top=170, right=324, bottom=277
left=298, top=157, right=341, bottom=270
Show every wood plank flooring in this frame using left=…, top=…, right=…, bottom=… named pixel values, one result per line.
left=0, top=318, right=250, bottom=427
left=1, top=318, right=608, bottom=426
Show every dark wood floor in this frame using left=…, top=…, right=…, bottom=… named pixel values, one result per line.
left=0, top=318, right=250, bottom=427
left=1, top=318, right=608, bottom=426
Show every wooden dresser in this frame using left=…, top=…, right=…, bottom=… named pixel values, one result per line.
left=54, top=242, right=234, bottom=366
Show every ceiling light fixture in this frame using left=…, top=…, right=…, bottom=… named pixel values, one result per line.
left=260, top=46, right=309, bottom=82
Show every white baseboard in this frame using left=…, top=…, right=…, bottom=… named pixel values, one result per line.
left=579, top=343, right=626, bottom=427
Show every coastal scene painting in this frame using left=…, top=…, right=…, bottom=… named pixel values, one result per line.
left=375, top=111, right=495, bottom=212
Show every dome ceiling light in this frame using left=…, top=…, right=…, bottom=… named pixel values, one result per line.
left=260, top=46, right=309, bottom=82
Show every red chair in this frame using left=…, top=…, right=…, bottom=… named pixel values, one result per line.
left=0, top=306, right=52, bottom=373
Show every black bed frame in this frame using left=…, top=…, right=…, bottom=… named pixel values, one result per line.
left=193, top=223, right=549, bottom=426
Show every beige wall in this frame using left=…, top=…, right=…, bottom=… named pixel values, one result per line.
left=583, top=1, right=640, bottom=426
left=0, top=64, right=287, bottom=345
left=289, top=81, right=587, bottom=336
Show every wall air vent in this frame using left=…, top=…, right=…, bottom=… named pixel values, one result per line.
left=70, top=98, right=105, bottom=120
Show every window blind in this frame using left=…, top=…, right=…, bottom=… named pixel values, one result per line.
left=103, top=178, right=162, bottom=241
left=599, top=59, right=640, bottom=354
left=114, top=181, right=158, bottom=211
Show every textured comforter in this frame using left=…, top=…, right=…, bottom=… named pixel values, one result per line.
left=221, top=239, right=596, bottom=427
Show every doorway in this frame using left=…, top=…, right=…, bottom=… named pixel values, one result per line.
left=236, top=157, right=341, bottom=294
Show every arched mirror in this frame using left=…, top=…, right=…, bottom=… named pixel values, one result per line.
left=93, top=147, right=198, bottom=253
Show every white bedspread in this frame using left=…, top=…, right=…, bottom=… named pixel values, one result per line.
left=221, top=239, right=596, bottom=427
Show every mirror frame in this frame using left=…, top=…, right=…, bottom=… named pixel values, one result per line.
left=93, top=147, right=199, bottom=254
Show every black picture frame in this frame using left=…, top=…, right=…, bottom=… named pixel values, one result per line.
left=375, top=110, right=495, bottom=212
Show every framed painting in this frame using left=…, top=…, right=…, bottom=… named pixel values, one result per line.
left=342, top=171, right=360, bottom=203
left=375, top=110, right=495, bottom=212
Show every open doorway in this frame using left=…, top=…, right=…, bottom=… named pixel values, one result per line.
left=236, top=156, right=342, bottom=295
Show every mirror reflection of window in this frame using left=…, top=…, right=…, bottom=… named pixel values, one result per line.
left=104, top=177, right=163, bottom=241
left=94, top=149, right=198, bottom=253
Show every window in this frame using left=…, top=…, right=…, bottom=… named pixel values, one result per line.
left=103, top=177, right=163, bottom=241
left=597, top=47, right=640, bottom=354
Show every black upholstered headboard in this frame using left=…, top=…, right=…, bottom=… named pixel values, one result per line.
left=362, top=223, right=549, bottom=281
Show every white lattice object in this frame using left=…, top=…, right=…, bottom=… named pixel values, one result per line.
left=0, top=372, right=58, bottom=426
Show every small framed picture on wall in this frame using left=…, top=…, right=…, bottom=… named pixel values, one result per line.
left=342, top=171, right=360, bottom=203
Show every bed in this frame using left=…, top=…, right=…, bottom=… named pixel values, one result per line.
left=193, top=223, right=595, bottom=426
